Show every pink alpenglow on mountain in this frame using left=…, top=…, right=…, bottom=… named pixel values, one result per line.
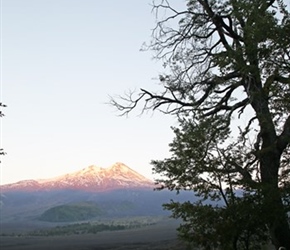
left=1, top=163, right=154, bottom=192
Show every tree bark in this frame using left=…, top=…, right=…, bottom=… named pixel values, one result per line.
left=260, top=150, right=290, bottom=249
left=267, top=190, right=290, bottom=249
left=249, top=75, right=290, bottom=249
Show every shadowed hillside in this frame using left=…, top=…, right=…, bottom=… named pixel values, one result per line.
left=38, top=202, right=105, bottom=222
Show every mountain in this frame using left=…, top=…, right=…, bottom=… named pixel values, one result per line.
left=0, top=162, right=154, bottom=193
left=0, top=163, right=197, bottom=228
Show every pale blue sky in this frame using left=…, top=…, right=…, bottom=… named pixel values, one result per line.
left=1, top=0, right=187, bottom=184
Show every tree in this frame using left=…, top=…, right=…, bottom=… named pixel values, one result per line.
left=0, top=102, right=6, bottom=161
left=111, top=0, right=290, bottom=249
left=0, top=102, right=6, bottom=209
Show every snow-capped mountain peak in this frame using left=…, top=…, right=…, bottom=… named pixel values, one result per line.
left=1, top=163, right=154, bottom=192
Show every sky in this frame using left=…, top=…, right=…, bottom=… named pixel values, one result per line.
left=0, top=0, right=188, bottom=185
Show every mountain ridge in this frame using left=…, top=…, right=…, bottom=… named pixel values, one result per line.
left=1, top=162, right=154, bottom=193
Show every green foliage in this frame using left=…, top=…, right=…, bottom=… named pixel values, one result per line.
left=153, top=115, right=270, bottom=249
left=39, top=202, right=105, bottom=222
left=164, top=197, right=268, bottom=249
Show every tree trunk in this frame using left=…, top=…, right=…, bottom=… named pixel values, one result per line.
left=270, top=216, right=290, bottom=250
left=267, top=194, right=290, bottom=250
left=260, top=153, right=290, bottom=249
left=248, top=73, right=290, bottom=249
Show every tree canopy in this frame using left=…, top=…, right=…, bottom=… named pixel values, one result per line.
left=111, top=0, right=290, bottom=249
